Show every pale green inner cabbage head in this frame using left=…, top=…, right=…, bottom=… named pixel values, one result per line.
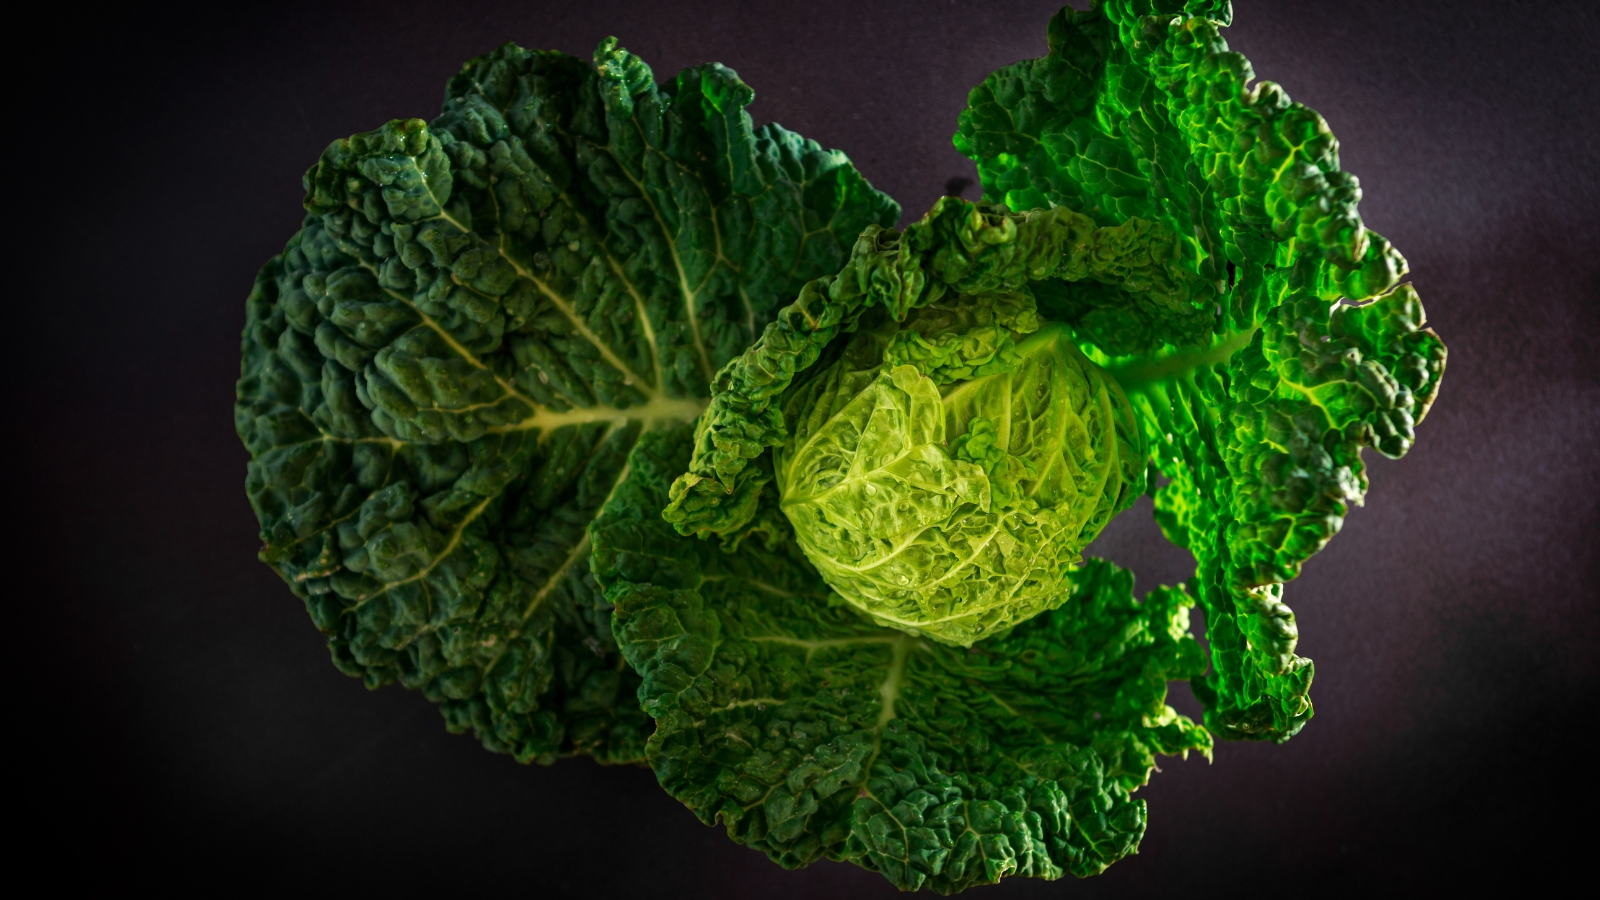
left=775, top=291, right=1145, bottom=646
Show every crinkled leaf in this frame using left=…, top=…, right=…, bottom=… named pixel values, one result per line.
left=956, top=1, right=1405, bottom=338
left=594, top=423, right=1210, bottom=893
left=237, top=40, right=897, bottom=763
left=1131, top=283, right=1445, bottom=739
left=953, top=2, right=1447, bottom=740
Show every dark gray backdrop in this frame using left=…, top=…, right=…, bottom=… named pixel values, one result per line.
left=18, top=0, right=1598, bottom=893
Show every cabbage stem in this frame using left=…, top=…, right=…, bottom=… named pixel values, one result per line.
left=1100, top=328, right=1258, bottom=395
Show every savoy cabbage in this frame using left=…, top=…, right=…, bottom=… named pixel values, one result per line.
left=238, top=1, right=1445, bottom=892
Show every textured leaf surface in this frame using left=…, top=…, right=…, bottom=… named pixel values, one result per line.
left=595, top=424, right=1210, bottom=893
left=236, top=40, right=897, bottom=763
left=953, top=1, right=1447, bottom=741
left=776, top=314, right=1145, bottom=647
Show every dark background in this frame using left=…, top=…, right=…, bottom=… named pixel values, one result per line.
left=17, top=0, right=1597, bottom=893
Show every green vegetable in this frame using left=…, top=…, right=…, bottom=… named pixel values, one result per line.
left=235, top=39, right=897, bottom=764
left=633, top=0, right=1442, bottom=888
left=239, top=0, right=1447, bottom=893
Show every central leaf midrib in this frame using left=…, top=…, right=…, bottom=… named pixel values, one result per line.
left=487, top=394, right=708, bottom=435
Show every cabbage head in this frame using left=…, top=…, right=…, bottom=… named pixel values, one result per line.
left=774, top=298, right=1143, bottom=645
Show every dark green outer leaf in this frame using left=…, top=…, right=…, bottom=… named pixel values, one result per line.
left=1136, top=284, right=1445, bottom=740
left=953, top=2, right=1447, bottom=741
left=595, top=423, right=1210, bottom=892
left=236, top=40, right=897, bottom=763
left=956, top=1, right=1404, bottom=334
